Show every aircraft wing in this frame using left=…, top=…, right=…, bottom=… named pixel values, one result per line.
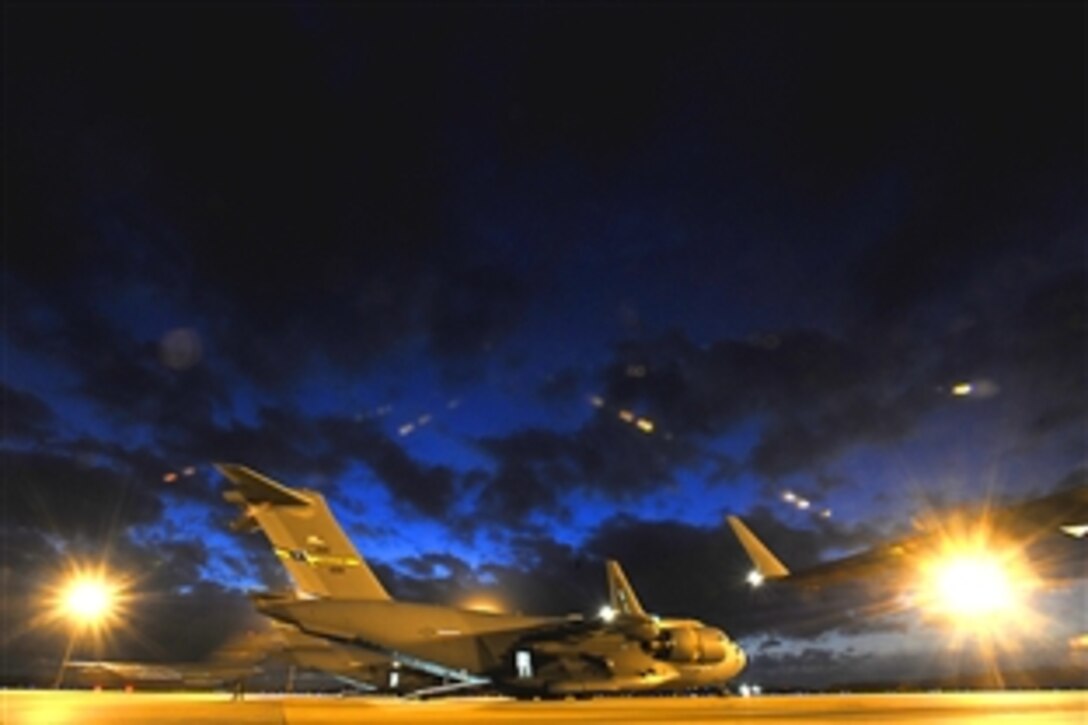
left=727, top=483, right=1088, bottom=587
left=986, top=483, right=1088, bottom=538
left=66, top=661, right=188, bottom=683
left=765, top=535, right=930, bottom=585
left=65, top=660, right=254, bottom=689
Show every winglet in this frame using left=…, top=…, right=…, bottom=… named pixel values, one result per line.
left=606, top=559, right=646, bottom=617
left=726, top=516, right=791, bottom=579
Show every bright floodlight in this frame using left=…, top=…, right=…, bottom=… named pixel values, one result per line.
left=598, top=605, right=616, bottom=623
left=746, top=569, right=765, bottom=588
left=930, top=553, right=1012, bottom=617
left=60, top=576, right=116, bottom=625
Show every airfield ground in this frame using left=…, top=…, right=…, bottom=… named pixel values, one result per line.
left=1, top=689, right=1085, bottom=724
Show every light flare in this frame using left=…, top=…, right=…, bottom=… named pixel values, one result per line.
left=927, top=552, right=1014, bottom=617
left=914, top=520, right=1042, bottom=646
left=61, top=579, right=115, bottom=623
left=41, top=562, right=133, bottom=647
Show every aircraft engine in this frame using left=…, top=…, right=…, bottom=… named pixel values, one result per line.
left=656, top=627, right=727, bottom=663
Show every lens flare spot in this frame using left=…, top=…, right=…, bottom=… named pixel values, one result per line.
left=67, top=580, right=112, bottom=620
left=930, top=553, right=1012, bottom=616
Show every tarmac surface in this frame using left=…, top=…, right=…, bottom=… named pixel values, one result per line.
left=2, top=690, right=1086, bottom=724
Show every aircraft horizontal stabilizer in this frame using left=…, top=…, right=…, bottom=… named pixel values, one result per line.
left=726, top=516, right=791, bottom=579
left=217, top=463, right=312, bottom=506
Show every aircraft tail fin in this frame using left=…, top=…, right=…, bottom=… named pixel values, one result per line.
left=726, top=515, right=791, bottom=579
left=605, top=559, right=646, bottom=617
left=218, top=463, right=391, bottom=601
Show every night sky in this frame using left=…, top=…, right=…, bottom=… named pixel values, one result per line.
left=5, top=4, right=1085, bottom=688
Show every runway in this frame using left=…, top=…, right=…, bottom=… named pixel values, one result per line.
left=2, top=690, right=1085, bottom=724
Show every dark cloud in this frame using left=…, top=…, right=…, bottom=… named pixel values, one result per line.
left=376, top=535, right=600, bottom=618
left=4, top=450, right=163, bottom=540
left=137, top=406, right=464, bottom=520
left=1, top=384, right=56, bottom=443
left=593, top=260, right=1085, bottom=485
left=471, top=418, right=702, bottom=524
left=7, top=6, right=541, bottom=391
left=535, top=368, right=584, bottom=405
left=5, top=279, right=229, bottom=439
left=598, top=330, right=936, bottom=480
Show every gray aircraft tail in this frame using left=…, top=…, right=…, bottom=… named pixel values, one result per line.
left=219, top=463, right=391, bottom=601
left=725, top=515, right=791, bottom=579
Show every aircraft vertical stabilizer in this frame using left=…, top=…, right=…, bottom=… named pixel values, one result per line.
left=219, top=463, right=391, bottom=601
left=726, top=516, right=791, bottom=579
left=606, top=559, right=647, bottom=617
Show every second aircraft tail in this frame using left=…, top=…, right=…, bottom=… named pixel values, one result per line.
left=726, top=515, right=791, bottom=580
left=605, top=559, right=647, bottom=617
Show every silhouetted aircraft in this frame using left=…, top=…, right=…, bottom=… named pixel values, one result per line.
left=62, top=630, right=277, bottom=693
left=727, top=483, right=1088, bottom=586
left=219, top=463, right=747, bottom=696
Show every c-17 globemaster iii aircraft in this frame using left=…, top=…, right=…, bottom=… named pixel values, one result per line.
left=218, top=463, right=747, bottom=696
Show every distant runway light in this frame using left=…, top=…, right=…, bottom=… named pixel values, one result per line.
left=182, top=466, right=196, bottom=477
left=589, top=395, right=605, bottom=408
left=636, top=418, right=654, bottom=433
left=951, top=382, right=974, bottom=396
left=398, top=423, right=415, bottom=436
left=417, top=414, right=432, bottom=426
left=162, top=472, right=178, bottom=483
left=618, top=410, right=635, bottom=423
left=820, top=508, right=832, bottom=519
left=782, top=491, right=796, bottom=503
left=796, top=498, right=811, bottom=510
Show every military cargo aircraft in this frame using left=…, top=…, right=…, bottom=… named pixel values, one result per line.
left=219, top=463, right=747, bottom=696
